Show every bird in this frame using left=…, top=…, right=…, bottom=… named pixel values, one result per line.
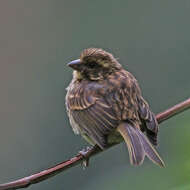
left=65, top=48, right=165, bottom=167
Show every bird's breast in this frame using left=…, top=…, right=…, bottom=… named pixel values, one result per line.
left=66, top=80, right=108, bottom=110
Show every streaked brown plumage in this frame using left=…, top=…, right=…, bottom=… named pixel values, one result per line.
left=66, top=48, right=165, bottom=167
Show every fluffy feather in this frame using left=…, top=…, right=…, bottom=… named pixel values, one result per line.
left=66, top=48, right=164, bottom=167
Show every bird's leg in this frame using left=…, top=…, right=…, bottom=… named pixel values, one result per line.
left=79, top=147, right=91, bottom=169
left=79, top=145, right=99, bottom=169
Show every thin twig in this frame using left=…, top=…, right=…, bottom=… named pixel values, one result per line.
left=0, top=98, right=190, bottom=190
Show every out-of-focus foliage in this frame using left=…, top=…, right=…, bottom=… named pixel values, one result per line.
left=0, top=1, right=189, bottom=190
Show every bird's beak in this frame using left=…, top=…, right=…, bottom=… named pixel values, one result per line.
left=67, top=59, right=81, bottom=70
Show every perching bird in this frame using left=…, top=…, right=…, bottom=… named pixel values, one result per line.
left=66, top=48, right=165, bottom=167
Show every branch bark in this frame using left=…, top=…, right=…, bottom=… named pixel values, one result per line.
left=0, top=98, right=190, bottom=190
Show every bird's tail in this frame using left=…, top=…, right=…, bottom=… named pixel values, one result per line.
left=117, top=122, right=165, bottom=167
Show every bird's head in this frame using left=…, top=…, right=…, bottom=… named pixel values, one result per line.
left=67, top=48, right=122, bottom=81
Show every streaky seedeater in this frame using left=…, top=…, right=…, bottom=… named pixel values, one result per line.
left=66, top=48, right=165, bottom=167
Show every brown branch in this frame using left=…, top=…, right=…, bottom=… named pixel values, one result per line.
left=0, top=98, right=190, bottom=190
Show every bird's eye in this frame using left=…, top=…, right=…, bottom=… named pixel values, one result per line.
left=86, top=62, right=97, bottom=68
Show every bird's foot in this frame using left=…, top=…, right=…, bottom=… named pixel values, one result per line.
left=79, top=146, right=92, bottom=169
left=79, top=145, right=99, bottom=169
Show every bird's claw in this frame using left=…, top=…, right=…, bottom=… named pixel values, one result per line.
left=79, top=146, right=92, bottom=169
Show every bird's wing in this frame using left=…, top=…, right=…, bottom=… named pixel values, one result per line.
left=66, top=81, right=119, bottom=149
left=137, top=96, right=158, bottom=132
left=111, top=71, right=159, bottom=145
left=137, top=96, right=158, bottom=145
left=114, top=71, right=159, bottom=145
left=105, top=70, right=159, bottom=146
left=66, top=72, right=148, bottom=149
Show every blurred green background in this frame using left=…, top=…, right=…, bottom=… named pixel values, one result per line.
left=0, top=0, right=190, bottom=190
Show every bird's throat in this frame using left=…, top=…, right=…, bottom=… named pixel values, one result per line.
left=73, top=71, right=83, bottom=80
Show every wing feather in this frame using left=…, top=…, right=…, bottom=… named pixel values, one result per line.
left=137, top=96, right=158, bottom=145
left=66, top=71, right=158, bottom=149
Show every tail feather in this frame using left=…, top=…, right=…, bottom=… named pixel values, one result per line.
left=117, top=122, right=165, bottom=167
left=120, top=124, right=145, bottom=165
left=146, top=129, right=157, bottom=146
left=137, top=130, right=165, bottom=167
